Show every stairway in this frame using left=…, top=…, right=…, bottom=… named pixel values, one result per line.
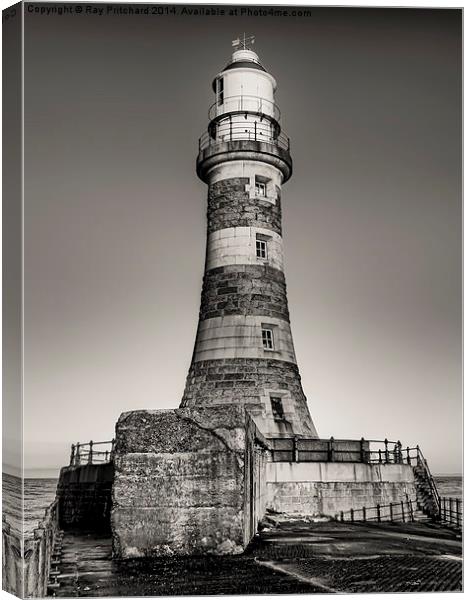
left=411, top=506, right=431, bottom=523
left=47, top=530, right=64, bottom=596
left=413, top=463, right=439, bottom=519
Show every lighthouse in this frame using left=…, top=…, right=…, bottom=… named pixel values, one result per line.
left=181, top=40, right=318, bottom=439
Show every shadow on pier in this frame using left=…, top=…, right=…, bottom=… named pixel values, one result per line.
left=49, top=520, right=462, bottom=596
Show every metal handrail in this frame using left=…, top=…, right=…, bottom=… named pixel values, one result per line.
left=198, top=122, right=290, bottom=153
left=69, top=439, right=115, bottom=466
left=337, top=496, right=419, bottom=524
left=415, top=445, right=441, bottom=507
left=208, top=94, right=281, bottom=122
left=439, top=496, right=463, bottom=529
left=269, top=437, right=409, bottom=465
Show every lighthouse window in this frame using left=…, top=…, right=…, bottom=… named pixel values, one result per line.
left=255, top=179, right=267, bottom=197
left=256, top=239, right=267, bottom=259
left=270, top=397, right=285, bottom=421
left=216, top=77, right=224, bottom=106
left=262, top=328, right=274, bottom=350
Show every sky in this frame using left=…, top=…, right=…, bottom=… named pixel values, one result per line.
left=18, top=6, right=461, bottom=476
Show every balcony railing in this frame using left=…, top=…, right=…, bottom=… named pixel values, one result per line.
left=69, top=440, right=115, bottom=466
left=198, top=120, right=290, bottom=153
left=209, top=95, right=281, bottom=122
left=267, top=437, right=434, bottom=467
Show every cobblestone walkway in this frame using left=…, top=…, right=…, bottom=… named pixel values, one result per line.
left=253, top=520, right=462, bottom=593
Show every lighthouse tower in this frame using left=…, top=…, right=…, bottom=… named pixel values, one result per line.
left=181, top=41, right=318, bottom=439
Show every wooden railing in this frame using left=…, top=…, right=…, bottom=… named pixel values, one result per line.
left=69, top=440, right=115, bottom=466
left=439, top=496, right=463, bottom=529
left=336, top=496, right=418, bottom=524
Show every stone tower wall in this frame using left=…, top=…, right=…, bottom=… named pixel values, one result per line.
left=182, top=176, right=318, bottom=438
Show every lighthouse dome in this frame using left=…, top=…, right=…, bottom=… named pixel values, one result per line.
left=221, top=48, right=266, bottom=74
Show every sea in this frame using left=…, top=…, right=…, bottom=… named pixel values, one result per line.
left=1, top=473, right=463, bottom=540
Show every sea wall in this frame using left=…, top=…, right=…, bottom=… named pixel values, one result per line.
left=2, top=516, right=22, bottom=597
left=2, top=500, right=59, bottom=599
left=57, top=463, right=114, bottom=531
left=266, top=462, right=417, bottom=517
left=111, top=406, right=247, bottom=558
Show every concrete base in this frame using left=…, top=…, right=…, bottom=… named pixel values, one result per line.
left=266, top=462, right=417, bottom=517
left=111, top=406, right=247, bottom=558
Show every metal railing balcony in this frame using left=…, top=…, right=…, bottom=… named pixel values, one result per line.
left=198, top=120, right=290, bottom=153
left=69, top=439, right=115, bottom=466
left=209, top=95, right=281, bottom=122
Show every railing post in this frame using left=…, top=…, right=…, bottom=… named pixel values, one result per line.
left=406, top=446, right=411, bottom=465
left=397, top=441, right=402, bottom=464
left=377, top=503, right=381, bottom=523
left=350, top=508, right=354, bottom=523
left=378, top=449, right=382, bottom=464
left=438, top=497, right=442, bottom=521
left=105, top=451, right=109, bottom=462
left=401, top=500, right=405, bottom=523
left=111, top=438, right=116, bottom=457
left=456, top=499, right=460, bottom=528
left=416, top=445, right=420, bottom=466
left=360, top=437, right=366, bottom=463
left=254, top=120, right=257, bottom=142
left=340, top=511, right=344, bottom=522
left=443, top=498, right=447, bottom=522
left=449, top=498, right=453, bottom=525
left=390, top=502, right=394, bottom=523
left=293, top=436, right=299, bottom=463
left=328, top=437, right=334, bottom=462
left=75, top=442, right=81, bottom=466
left=409, top=499, right=414, bottom=522
left=362, top=506, right=366, bottom=522
left=384, top=438, right=389, bottom=463
left=88, top=440, right=93, bottom=464
left=69, top=444, right=75, bottom=466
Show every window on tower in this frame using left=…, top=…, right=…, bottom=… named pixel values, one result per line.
left=262, top=328, right=274, bottom=350
left=217, top=77, right=224, bottom=106
left=270, top=396, right=285, bottom=421
left=256, top=239, right=267, bottom=259
left=255, top=179, right=267, bottom=197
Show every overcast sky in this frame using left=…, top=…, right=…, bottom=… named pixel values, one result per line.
left=21, top=6, right=461, bottom=477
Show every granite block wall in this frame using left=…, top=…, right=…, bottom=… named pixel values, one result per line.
left=199, top=264, right=289, bottom=321
left=181, top=358, right=317, bottom=437
left=208, top=178, right=282, bottom=235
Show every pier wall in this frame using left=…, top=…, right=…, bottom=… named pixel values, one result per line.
left=57, top=463, right=114, bottom=531
left=2, top=500, right=59, bottom=599
left=265, top=462, right=417, bottom=517
left=2, top=517, right=23, bottom=597
left=111, top=406, right=247, bottom=558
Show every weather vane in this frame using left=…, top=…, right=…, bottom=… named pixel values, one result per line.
left=232, top=33, right=255, bottom=51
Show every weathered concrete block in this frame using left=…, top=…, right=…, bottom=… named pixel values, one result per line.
left=111, top=406, right=248, bottom=558
left=113, top=506, right=244, bottom=558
